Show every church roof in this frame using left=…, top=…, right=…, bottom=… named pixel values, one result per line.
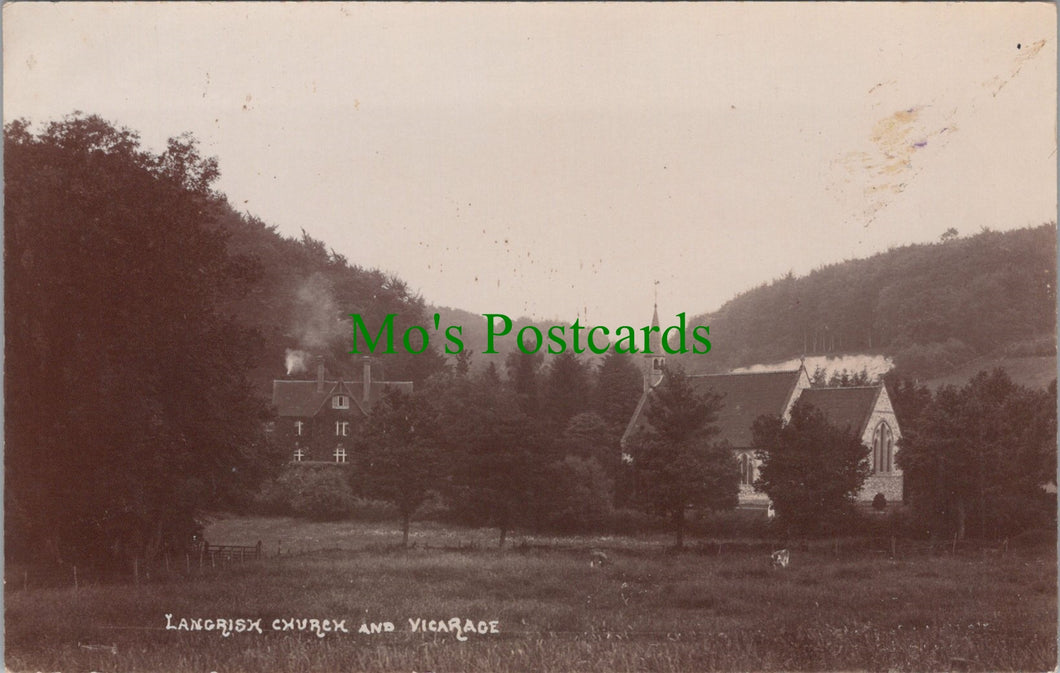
left=623, top=369, right=804, bottom=449
left=796, top=386, right=882, bottom=438
left=272, top=379, right=413, bottom=417
left=687, top=370, right=804, bottom=448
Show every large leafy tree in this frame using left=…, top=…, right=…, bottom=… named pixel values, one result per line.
left=541, top=351, right=591, bottom=431
left=356, top=389, right=442, bottom=547
left=898, top=370, right=1056, bottom=540
left=752, top=400, right=870, bottom=537
left=5, top=115, right=272, bottom=569
left=630, top=365, right=739, bottom=548
left=561, top=412, right=617, bottom=471
left=444, top=367, right=548, bottom=547
left=593, top=350, right=644, bottom=432
left=505, top=344, right=543, bottom=416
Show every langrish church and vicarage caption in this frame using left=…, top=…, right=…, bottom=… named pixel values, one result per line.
left=270, top=305, right=903, bottom=506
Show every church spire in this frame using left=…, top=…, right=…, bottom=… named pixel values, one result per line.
left=649, top=301, right=662, bottom=356
left=643, top=284, right=665, bottom=390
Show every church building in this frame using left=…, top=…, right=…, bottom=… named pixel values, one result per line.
left=621, top=306, right=902, bottom=504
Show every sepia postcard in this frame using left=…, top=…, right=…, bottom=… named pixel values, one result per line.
left=3, top=3, right=1056, bottom=671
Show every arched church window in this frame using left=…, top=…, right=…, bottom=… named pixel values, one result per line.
left=872, top=422, right=894, bottom=474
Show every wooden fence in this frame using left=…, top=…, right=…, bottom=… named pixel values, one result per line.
left=201, top=541, right=264, bottom=564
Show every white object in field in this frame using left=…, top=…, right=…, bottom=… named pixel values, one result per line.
left=589, top=549, right=610, bottom=568
left=771, top=549, right=790, bottom=568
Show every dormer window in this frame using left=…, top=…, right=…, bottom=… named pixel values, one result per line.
left=333, top=395, right=350, bottom=410
left=652, top=357, right=664, bottom=371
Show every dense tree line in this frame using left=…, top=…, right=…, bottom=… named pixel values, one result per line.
left=678, top=224, right=1057, bottom=378
left=5, top=116, right=273, bottom=569
left=4, top=115, right=444, bottom=569
left=896, top=370, right=1056, bottom=541
left=353, top=349, right=650, bottom=546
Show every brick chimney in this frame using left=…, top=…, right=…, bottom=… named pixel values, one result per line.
left=362, top=357, right=373, bottom=405
left=316, top=360, right=326, bottom=393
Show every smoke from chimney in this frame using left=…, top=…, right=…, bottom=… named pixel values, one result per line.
left=284, top=273, right=353, bottom=377
left=285, top=349, right=309, bottom=376
left=291, top=273, right=349, bottom=351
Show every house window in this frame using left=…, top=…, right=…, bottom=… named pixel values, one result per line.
left=336, top=421, right=349, bottom=437
left=333, top=446, right=348, bottom=463
left=333, top=395, right=349, bottom=410
left=872, top=421, right=894, bottom=474
left=293, top=448, right=305, bottom=462
left=294, top=420, right=304, bottom=436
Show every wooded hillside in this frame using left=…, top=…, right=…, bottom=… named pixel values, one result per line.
left=4, top=114, right=444, bottom=568
left=678, top=225, right=1056, bottom=380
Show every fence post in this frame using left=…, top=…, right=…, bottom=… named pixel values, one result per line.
left=23, top=569, right=28, bottom=591
left=256, top=541, right=262, bottom=560
left=134, top=557, right=140, bottom=585
left=73, top=565, right=78, bottom=590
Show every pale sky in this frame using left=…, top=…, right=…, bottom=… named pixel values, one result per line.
left=4, top=2, right=1056, bottom=330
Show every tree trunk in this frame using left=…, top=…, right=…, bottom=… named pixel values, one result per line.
left=673, top=507, right=685, bottom=550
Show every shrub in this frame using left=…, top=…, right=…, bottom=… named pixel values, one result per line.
left=291, top=468, right=356, bottom=521
left=250, top=466, right=355, bottom=521
left=872, top=492, right=888, bottom=511
left=251, top=476, right=295, bottom=516
left=540, top=456, right=614, bottom=533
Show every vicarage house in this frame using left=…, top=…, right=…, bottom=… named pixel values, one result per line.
left=271, top=357, right=412, bottom=464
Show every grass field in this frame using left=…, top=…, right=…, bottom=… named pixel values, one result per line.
left=5, top=516, right=1056, bottom=672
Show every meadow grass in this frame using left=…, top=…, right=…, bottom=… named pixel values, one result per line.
left=5, top=517, right=1055, bottom=672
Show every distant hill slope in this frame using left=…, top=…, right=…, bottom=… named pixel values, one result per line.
left=924, top=355, right=1056, bottom=391
left=677, top=224, right=1057, bottom=382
